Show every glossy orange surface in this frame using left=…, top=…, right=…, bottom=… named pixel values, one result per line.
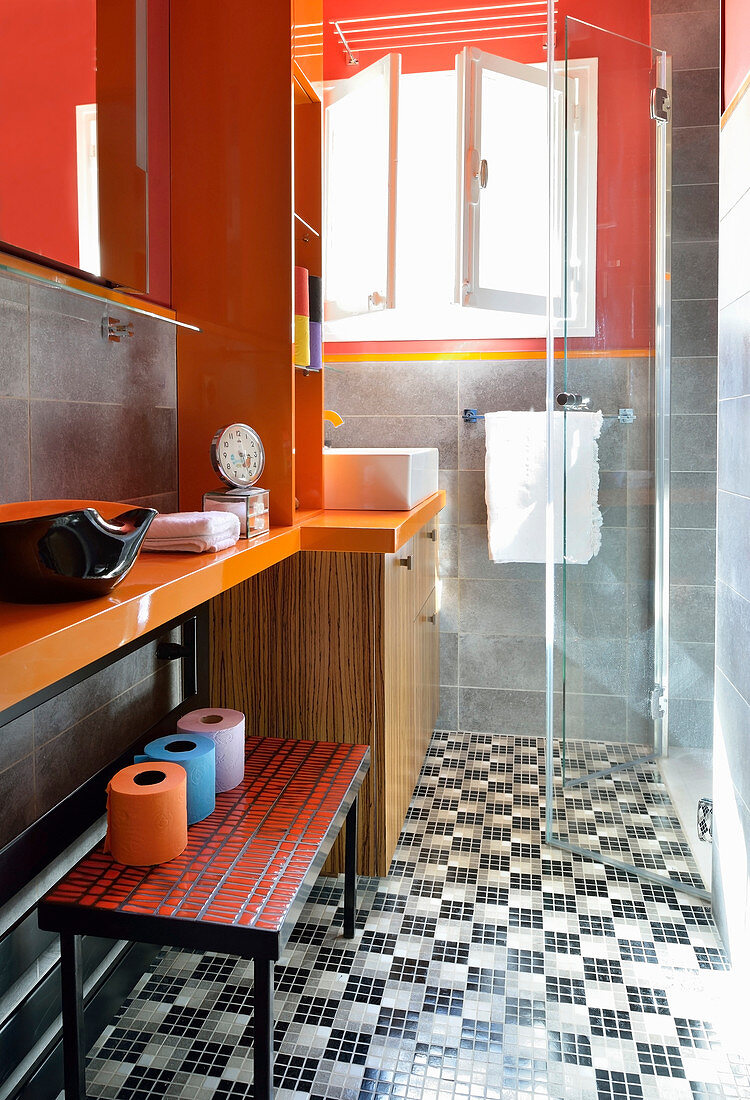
left=0, top=493, right=445, bottom=713
left=170, top=2, right=296, bottom=524
left=299, top=491, right=445, bottom=553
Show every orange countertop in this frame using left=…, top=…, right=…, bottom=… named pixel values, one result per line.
left=0, top=492, right=445, bottom=714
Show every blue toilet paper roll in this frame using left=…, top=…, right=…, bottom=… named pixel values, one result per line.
left=135, top=733, right=216, bottom=825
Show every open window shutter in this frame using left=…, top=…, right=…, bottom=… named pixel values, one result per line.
left=324, top=53, right=400, bottom=321
left=455, top=47, right=548, bottom=316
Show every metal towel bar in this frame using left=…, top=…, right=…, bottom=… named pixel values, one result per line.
left=462, top=407, right=636, bottom=425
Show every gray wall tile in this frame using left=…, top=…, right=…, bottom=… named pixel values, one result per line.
left=668, top=698, right=714, bottom=750
left=0, top=398, right=30, bottom=503
left=0, top=711, right=34, bottom=775
left=651, top=11, right=719, bottom=69
left=0, top=279, right=178, bottom=508
left=438, top=525, right=457, bottom=578
left=671, top=413, right=717, bottom=471
left=458, top=687, right=545, bottom=736
left=671, top=300, right=719, bottom=357
left=563, top=636, right=629, bottom=697
left=29, top=286, right=177, bottom=407
left=714, top=670, right=750, bottom=811
left=458, top=358, right=545, bottom=412
left=715, top=580, right=750, bottom=708
left=668, top=243, right=717, bottom=303
left=440, top=632, right=458, bottom=687
left=559, top=692, right=630, bottom=743
left=670, top=640, right=715, bottom=701
left=670, top=527, right=716, bottom=585
left=670, top=471, right=716, bottom=528
left=436, top=686, right=457, bottom=730
left=323, top=360, right=458, bottom=417
left=716, top=488, right=750, bottom=600
left=600, top=471, right=629, bottom=527
left=671, top=242, right=719, bottom=302
left=563, top=583, right=628, bottom=639
left=717, top=394, right=750, bottom=495
left=35, top=664, right=180, bottom=819
left=458, top=579, right=545, bottom=637
left=670, top=358, right=717, bottom=414
left=718, top=288, right=750, bottom=399
left=459, top=634, right=546, bottom=691
left=0, top=278, right=29, bottom=399
left=670, top=584, right=716, bottom=643
left=438, top=469, right=458, bottom=524
left=672, top=184, right=719, bottom=242
left=330, top=414, right=457, bottom=469
left=0, top=755, right=36, bottom=850
left=30, top=401, right=177, bottom=501
left=672, top=125, right=719, bottom=187
left=33, top=637, right=178, bottom=747
left=671, top=68, right=720, bottom=128
left=459, top=524, right=543, bottom=582
left=458, top=470, right=487, bottom=526
left=439, top=578, right=458, bottom=634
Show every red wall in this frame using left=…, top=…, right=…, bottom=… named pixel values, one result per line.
left=0, top=0, right=96, bottom=268
left=323, top=0, right=653, bottom=353
left=723, top=0, right=750, bottom=109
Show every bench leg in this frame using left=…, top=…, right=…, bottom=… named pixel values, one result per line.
left=60, top=932, right=87, bottom=1100
left=344, top=798, right=358, bottom=938
left=254, top=957, right=274, bottom=1100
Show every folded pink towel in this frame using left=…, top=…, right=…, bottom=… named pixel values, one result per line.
left=142, top=511, right=240, bottom=553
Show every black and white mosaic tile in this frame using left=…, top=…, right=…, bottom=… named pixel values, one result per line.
left=84, top=733, right=749, bottom=1099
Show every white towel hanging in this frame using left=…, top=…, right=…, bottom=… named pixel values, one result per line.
left=484, top=410, right=603, bottom=564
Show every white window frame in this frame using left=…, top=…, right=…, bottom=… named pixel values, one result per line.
left=323, top=53, right=400, bottom=321
left=455, top=46, right=549, bottom=316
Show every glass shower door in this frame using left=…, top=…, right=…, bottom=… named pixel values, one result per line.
left=546, top=20, right=703, bottom=898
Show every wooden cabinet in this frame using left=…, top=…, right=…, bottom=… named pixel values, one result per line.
left=209, top=519, right=440, bottom=875
left=382, top=527, right=440, bottom=862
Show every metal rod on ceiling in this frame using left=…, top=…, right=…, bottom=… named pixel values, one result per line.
left=334, top=10, right=547, bottom=34
left=332, top=3, right=547, bottom=23
left=353, top=31, right=546, bottom=51
left=332, top=20, right=359, bottom=64
left=344, top=21, right=547, bottom=46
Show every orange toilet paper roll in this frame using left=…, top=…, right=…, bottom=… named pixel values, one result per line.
left=104, top=761, right=188, bottom=866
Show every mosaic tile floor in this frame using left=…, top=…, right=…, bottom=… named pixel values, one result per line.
left=84, top=733, right=749, bottom=1100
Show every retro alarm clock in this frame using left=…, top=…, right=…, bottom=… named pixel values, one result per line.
left=203, top=423, right=269, bottom=538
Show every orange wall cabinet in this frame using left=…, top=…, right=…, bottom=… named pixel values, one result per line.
left=171, top=0, right=324, bottom=526
left=294, top=68, right=324, bottom=512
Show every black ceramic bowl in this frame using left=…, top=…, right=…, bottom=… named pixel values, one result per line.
left=0, top=507, right=157, bottom=603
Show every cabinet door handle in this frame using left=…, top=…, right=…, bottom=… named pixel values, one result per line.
left=428, top=613, right=437, bottom=624
left=426, top=528, right=437, bottom=541
left=399, top=555, right=413, bottom=570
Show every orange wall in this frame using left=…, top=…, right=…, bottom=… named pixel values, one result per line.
left=723, top=0, right=750, bottom=108
left=323, top=0, right=653, bottom=355
left=0, top=0, right=96, bottom=268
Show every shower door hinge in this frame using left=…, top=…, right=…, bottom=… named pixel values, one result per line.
left=649, top=685, right=667, bottom=720
left=650, top=87, right=670, bottom=123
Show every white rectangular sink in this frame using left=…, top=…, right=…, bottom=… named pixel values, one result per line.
left=323, top=447, right=439, bottom=510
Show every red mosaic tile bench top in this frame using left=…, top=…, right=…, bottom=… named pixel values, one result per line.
left=41, top=737, right=369, bottom=936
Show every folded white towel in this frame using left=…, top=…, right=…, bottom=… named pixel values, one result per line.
left=142, top=511, right=241, bottom=553
left=485, top=410, right=603, bottom=564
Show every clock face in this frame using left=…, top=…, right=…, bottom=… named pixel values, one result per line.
left=210, top=423, right=265, bottom=488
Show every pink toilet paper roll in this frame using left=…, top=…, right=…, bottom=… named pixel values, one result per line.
left=176, top=708, right=245, bottom=793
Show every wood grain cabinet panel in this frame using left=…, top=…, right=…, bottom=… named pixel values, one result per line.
left=208, top=521, right=439, bottom=876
